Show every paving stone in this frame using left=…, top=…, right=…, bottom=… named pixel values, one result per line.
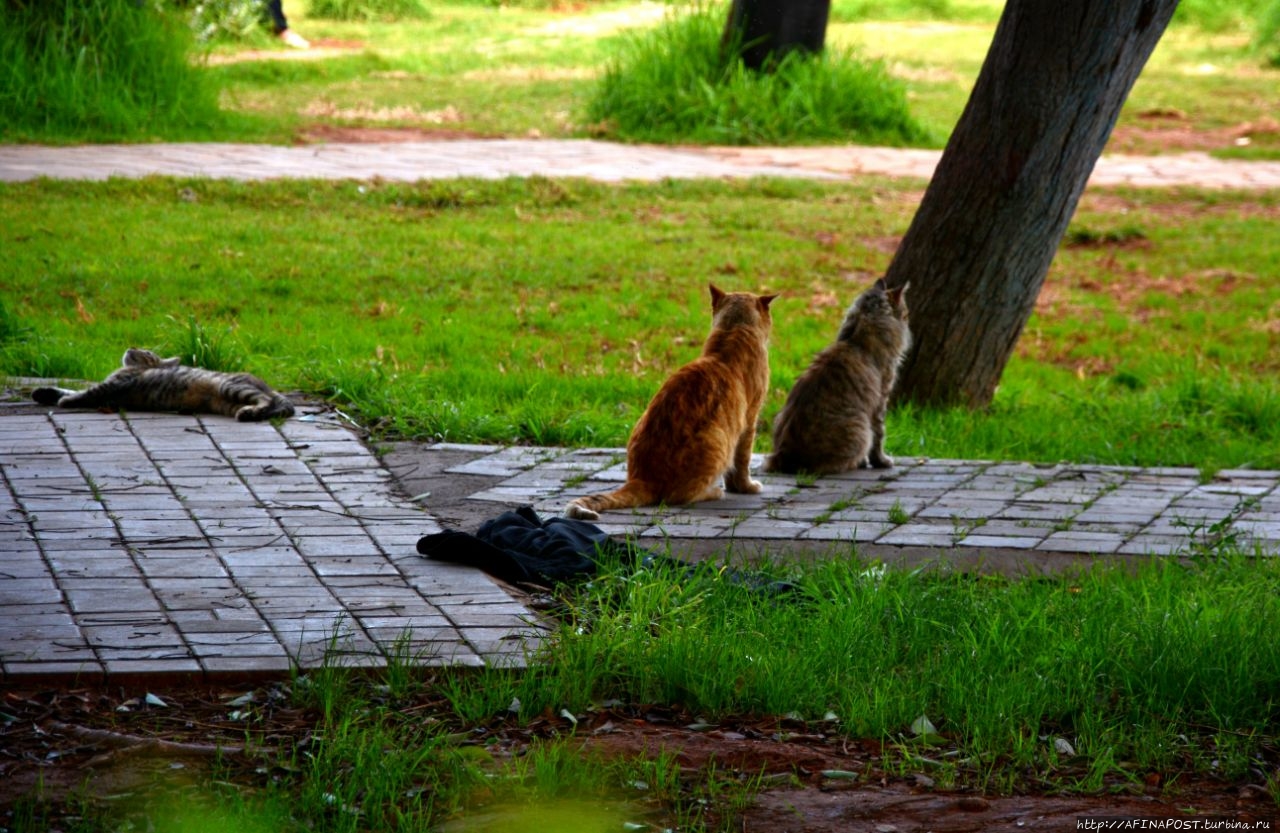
left=916, top=500, right=1008, bottom=520
left=65, top=590, right=163, bottom=615
left=997, top=503, right=1079, bottom=522
left=2, top=660, right=106, bottom=681
left=1073, top=507, right=1163, bottom=525
left=876, top=523, right=958, bottom=547
left=724, top=517, right=809, bottom=539
left=1069, top=520, right=1146, bottom=536
left=102, top=658, right=204, bottom=678
left=199, top=655, right=293, bottom=675
left=1037, top=531, right=1126, bottom=555
left=802, top=522, right=895, bottom=543
left=665, top=510, right=746, bottom=531
left=1119, top=536, right=1192, bottom=555
left=957, top=534, right=1046, bottom=550
left=1233, top=521, right=1280, bottom=538
left=967, top=520, right=1053, bottom=538
left=296, top=536, right=386, bottom=558
left=755, top=502, right=829, bottom=522
left=308, top=556, right=402, bottom=577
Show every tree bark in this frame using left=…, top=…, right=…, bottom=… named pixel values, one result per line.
left=722, top=0, right=832, bottom=71
left=887, top=0, right=1179, bottom=409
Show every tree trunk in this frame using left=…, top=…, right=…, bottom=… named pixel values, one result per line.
left=887, top=0, right=1179, bottom=409
left=722, top=0, right=832, bottom=71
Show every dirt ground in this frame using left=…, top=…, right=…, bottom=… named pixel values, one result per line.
left=1, top=685, right=1274, bottom=832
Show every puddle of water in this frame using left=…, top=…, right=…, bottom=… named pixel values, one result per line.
left=433, top=795, right=655, bottom=833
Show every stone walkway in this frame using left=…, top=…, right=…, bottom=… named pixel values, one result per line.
left=0, top=406, right=536, bottom=685
left=3, top=139, right=1280, bottom=189
left=383, top=443, right=1280, bottom=571
left=4, top=402, right=1278, bottom=686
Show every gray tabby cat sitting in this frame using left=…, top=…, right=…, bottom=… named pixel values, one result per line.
left=33, top=348, right=295, bottom=422
left=766, top=279, right=910, bottom=475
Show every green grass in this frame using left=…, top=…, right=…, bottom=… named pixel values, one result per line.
left=4, top=176, right=1277, bottom=472
left=0, top=0, right=225, bottom=141
left=497, top=552, right=1280, bottom=782
left=584, top=2, right=931, bottom=146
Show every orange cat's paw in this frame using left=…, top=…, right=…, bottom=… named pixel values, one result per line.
left=727, top=479, right=762, bottom=494
left=564, top=501, right=600, bottom=521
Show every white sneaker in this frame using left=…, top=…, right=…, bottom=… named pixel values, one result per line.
left=279, top=29, right=311, bottom=49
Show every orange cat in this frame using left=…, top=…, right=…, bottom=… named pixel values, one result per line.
left=565, top=285, right=778, bottom=521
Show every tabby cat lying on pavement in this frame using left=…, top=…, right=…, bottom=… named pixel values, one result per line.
left=33, top=348, right=295, bottom=422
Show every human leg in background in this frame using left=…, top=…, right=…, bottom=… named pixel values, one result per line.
left=265, top=0, right=310, bottom=48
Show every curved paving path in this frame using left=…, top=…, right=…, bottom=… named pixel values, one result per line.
left=3, top=140, right=1279, bottom=685
left=3, top=139, right=1280, bottom=189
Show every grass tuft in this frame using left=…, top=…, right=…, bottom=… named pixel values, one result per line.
left=584, top=2, right=933, bottom=146
left=162, top=316, right=249, bottom=372
left=0, top=0, right=223, bottom=141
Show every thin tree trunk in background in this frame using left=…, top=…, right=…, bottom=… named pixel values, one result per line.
left=722, top=0, right=832, bottom=70
left=887, top=0, right=1179, bottom=409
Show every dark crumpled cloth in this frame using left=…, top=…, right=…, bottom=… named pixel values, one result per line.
left=416, top=505, right=649, bottom=587
left=416, top=506, right=797, bottom=595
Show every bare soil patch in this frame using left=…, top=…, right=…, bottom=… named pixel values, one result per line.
left=2, top=686, right=1273, bottom=833
left=1108, top=112, right=1280, bottom=155
left=298, top=124, right=494, bottom=144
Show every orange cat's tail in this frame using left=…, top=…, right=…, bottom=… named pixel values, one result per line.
left=564, top=482, right=656, bottom=521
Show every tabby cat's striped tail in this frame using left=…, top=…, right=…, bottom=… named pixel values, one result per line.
left=563, top=482, right=656, bottom=521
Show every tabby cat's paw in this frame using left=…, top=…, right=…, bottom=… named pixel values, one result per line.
left=32, top=388, right=64, bottom=406
left=869, top=454, right=895, bottom=469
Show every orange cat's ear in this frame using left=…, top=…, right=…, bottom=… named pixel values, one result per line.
left=709, top=284, right=726, bottom=308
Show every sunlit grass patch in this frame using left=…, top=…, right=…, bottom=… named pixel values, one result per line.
left=584, top=2, right=933, bottom=146
left=3, top=176, right=1277, bottom=470
left=0, top=0, right=224, bottom=141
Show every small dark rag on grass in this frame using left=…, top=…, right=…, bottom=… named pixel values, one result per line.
left=417, top=505, right=797, bottom=595
left=416, top=506, right=643, bottom=587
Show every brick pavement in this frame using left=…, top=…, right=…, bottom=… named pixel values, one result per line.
left=0, top=406, right=543, bottom=685
left=3, top=140, right=1280, bottom=189
left=3, top=404, right=1279, bottom=685
left=385, top=443, right=1280, bottom=571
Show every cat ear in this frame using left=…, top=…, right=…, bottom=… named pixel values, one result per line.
left=759, top=293, right=779, bottom=310
left=886, top=282, right=908, bottom=306
left=873, top=277, right=887, bottom=291
left=709, top=284, right=726, bottom=308
left=123, top=348, right=154, bottom=367
left=160, top=356, right=182, bottom=368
